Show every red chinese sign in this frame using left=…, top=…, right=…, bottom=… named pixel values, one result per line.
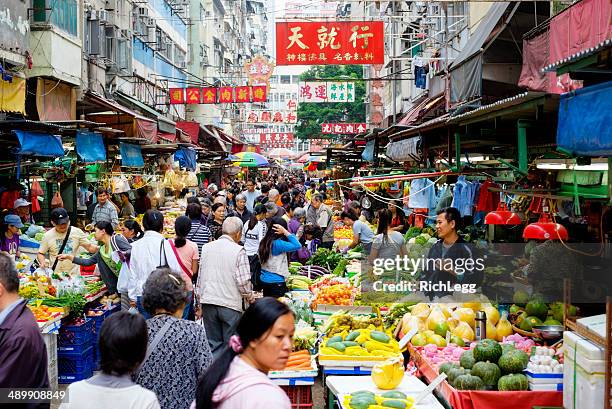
left=321, top=123, right=367, bottom=134
left=245, top=55, right=275, bottom=85
left=276, top=21, right=384, bottom=66
left=246, top=111, right=298, bottom=124
left=169, top=86, right=267, bottom=104
left=259, top=133, right=295, bottom=149
left=169, top=88, right=185, bottom=104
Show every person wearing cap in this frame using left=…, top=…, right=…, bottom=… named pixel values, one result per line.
left=92, top=188, right=119, bottom=229
left=0, top=214, right=23, bottom=258
left=37, top=208, right=98, bottom=274
left=13, top=198, right=33, bottom=224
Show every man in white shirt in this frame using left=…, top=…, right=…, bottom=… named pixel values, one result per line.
left=241, top=179, right=261, bottom=212
left=128, top=210, right=181, bottom=318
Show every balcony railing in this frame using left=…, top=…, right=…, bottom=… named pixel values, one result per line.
left=32, top=0, right=78, bottom=37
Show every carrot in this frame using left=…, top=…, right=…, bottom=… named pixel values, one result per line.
left=291, top=362, right=313, bottom=370
left=286, top=357, right=309, bottom=366
left=290, top=350, right=310, bottom=357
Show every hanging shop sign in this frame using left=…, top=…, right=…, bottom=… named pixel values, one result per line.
left=243, top=127, right=294, bottom=134
left=321, top=123, right=367, bottom=134
left=298, top=81, right=355, bottom=103
left=259, top=133, right=295, bottom=149
left=169, top=85, right=267, bottom=104
left=286, top=99, right=298, bottom=110
left=245, top=55, right=275, bottom=85
left=246, top=111, right=298, bottom=124
left=276, top=21, right=384, bottom=65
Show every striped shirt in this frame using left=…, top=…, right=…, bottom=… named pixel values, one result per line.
left=188, top=220, right=211, bottom=255
left=92, top=201, right=119, bottom=228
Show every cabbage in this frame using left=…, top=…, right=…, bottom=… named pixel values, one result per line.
left=421, top=233, right=431, bottom=241
left=428, top=237, right=438, bottom=244
left=415, top=236, right=428, bottom=245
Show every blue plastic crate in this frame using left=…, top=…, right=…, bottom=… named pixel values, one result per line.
left=59, top=369, right=93, bottom=384
left=93, top=344, right=101, bottom=371
left=58, top=318, right=94, bottom=346
left=58, top=345, right=94, bottom=375
left=58, top=341, right=94, bottom=356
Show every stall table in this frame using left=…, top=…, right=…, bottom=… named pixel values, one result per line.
left=327, top=375, right=445, bottom=409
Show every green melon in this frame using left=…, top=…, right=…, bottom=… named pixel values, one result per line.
left=498, top=349, right=529, bottom=374
left=519, top=316, right=543, bottom=332
left=471, top=361, right=502, bottom=389
left=543, top=318, right=562, bottom=326
left=525, top=301, right=549, bottom=320
left=473, top=339, right=503, bottom=363
left=459, top=349, right=476, bottom=369
left=498, top=373, right=529, bottom=391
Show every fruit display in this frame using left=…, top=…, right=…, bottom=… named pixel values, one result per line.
left=292, top=322, right=318, bottom=351
left=28, top=305, right=65, bottom=322
left=371, top=357, right=405, bottom=389
left=323, top=312, right=385, bottom=337
left=286, top=275, right=313, bottom=290
left=436, top=339, right=530, bottom=390
left=319, top=327, right=401, bottom=359
left=334, top=225, right=354, bottom=240
left=419, top=344, right=467, bottom=367
left=343, top=390, right=415, bottom=409
left=283, top=350, right=314, bottom=371
left=311, top=283, right=355, bottom=307
left=508, top=298, right=576, bottom=335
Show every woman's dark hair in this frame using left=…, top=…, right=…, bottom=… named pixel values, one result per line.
left=341, top=211, right=357, bottom=221
left=120, top=192, right=130, bottom=201
left=376, top=209, right=392, bottom=242
left=174, top=216, right=192, bottom=248
left=260, top=184, right=270, bottom=194
left=142, top=210, right=164, bottom=232
left=95, top=221, right=114, bottom=236
left=186, top=203, right=203, bottom=220
left=211, top=203, right=225, bottom=219
left=303, top=224, right=321, bottom=241
left=187, top=196, right=201, bottom=206
left=437, top=207, right=462, bottom=230
left=196, top=298, right=293, bottom=409
left=99, top=311, right=148, bottom=376
left=247, top=203, right=266, bottom=230
left=258, top=217, right=288, bottom=264
left=280, top=192, right=291, bottom=206
left=142, top=268, right=190, bottom=314
left=137, top=188, right=147, bottom=198
left=123, top=219, right=144, bottom=240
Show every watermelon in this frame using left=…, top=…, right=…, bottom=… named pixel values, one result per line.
left=459, top=349, right=476, bottom=369
left=454, top=374, right=485, bottom=390
left=473, top=339, right=503, bottom=363
left=498, top=373, right=529, bottom=391
left=498, top=349, right=529, bottom=374
left=525, top=301, right=548, bottom=320
left=519, top=316, right=543, bottom=332
left=471, top=361, right=501, bottom=389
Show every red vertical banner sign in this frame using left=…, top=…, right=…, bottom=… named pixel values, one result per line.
left=251, top=85, right=268, bottom=102
left=275, top=21, right=385, bottom=66
left=235, top=86, right=251, bottom=103
left=202, top=87, right=217, bottom=104
left=219, top=87, right=235, bottom=103
left=169, top=88, right=185, bottom=104
left=186, top=88, right=201, bottom=104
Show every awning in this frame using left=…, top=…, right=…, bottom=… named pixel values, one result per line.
left=0, top=76, right=25, bottom=114
left=76, top=131, right=106, bottom=162
left=176, top=121, right=200, bottom=145
left=201, top=125, right=229, bottom=152
left=119, top=142, right=145, bottom=168
left=556, top=81, right=612, bottom=156
left=398, top=94, right=445, bottom=126
left=115, top=91, right=159, bottom=120
left=36, top=78, right=76, bottom=121
left=13, top=130, right=64, bottom=157
left=158, top=116, right=177, bottom=134
left=158, top=131, right=177, bottom=142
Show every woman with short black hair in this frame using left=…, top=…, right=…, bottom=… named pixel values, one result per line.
left=135, top=269, right=213, bottom=409
left=59, top=312, right=160, bottom=409
left=207, top=203, right=226, bottom=240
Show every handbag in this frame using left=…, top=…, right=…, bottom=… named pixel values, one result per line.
left=157, top=239, right=170, bottom=269
left=51, top=226, right=71, bottom=272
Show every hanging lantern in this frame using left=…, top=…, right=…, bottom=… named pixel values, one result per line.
left=485, top=202, right=523, bottom=225
left=523, top=213, right=568, bottom=241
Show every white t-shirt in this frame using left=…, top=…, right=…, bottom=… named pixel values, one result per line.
left=242, top=220, right=267, bottom=256
left=60, top=380, right=160, bottom=409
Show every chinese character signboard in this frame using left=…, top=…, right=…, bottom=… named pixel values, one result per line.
left=368, top=65, right=385, bottom=126
left=260, top=133, right=295, bottom=149
left=276, top=21, right=384, bottom=66
left=245, top=55, right=275, bottom=85
left=299, top=82, right=355, bottom=103
left=169, top=86, right=267, bottom=104
left=321, top=123, right=367, bottom=134
left=246, top=111, right=298, bottom=124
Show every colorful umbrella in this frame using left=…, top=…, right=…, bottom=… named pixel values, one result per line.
left=232, top=151, right=269, bottom=167
left=267, top=148, right=297, bottom=159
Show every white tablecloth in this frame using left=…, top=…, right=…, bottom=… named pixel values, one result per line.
left=326, top=375, right=445, bottom=409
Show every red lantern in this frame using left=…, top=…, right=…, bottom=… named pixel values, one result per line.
left=485, top=203, right=523, bottom=225
left=523, top=213, right=568, bottom=241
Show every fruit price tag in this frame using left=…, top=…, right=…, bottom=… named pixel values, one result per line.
left=398, top=327, right=418, bottom=351
left=414, top=373, right=447, bottom=405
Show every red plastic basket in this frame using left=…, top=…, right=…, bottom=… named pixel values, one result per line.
left=280, top=385, right=313, bottom=409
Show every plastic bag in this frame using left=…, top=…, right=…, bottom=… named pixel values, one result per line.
left=51, top=191, right=63, bottom=208
left=31, top=180, right=44, bottom=196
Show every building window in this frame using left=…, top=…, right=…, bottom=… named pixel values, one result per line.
left=270, top=75, right=278, bottom=84
left=33, top=0, right=78, bottom=37
left=280, top=75, right=291, bottom=84
left=291, top=75, right=300, bottom=84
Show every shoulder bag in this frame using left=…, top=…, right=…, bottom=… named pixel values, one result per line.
left=157, top=239, right=170, bottom=269
left=51, top=226, right=72, bottom=272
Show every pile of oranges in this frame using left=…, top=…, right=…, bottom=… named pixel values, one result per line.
left=312, top=284, right=354, bottom=308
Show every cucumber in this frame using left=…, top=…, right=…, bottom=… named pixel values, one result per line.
left=381, top=391, right=407, bottom=400
left=381, top=399, right=407, bottom=409
left=346, top=331, right=361, bottom=342
left=343, top=341, right=359, bottom=347
left=327, top=335, right=343, bottom=344
left=370, top=330, right=391, bottom=343
left=327, top=342, right=346, bottom=352
left=349, top=398, right=373, bottom=409
left=351, top=390, right=376, bottom=398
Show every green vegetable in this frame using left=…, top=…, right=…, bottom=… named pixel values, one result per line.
left=381, top=399, right=407, bottom=408
left=471, top=361, right=501, bottom=388
left=498, top=349, right=529, bottom=374
left=333, top=259, right=349, bottom=276
left=460, top=350, right=476, bottom=369
left=342, top=341, right=359, bottom=347
left=497, top=373, right=529, bottom=391
left=345, top=331, right=361, bottom=342
left=306, top=248, right=343, bottom=272
left=454, top=374, right=485, bottom=390
left=327, top=342, right=346, bottom=352
left=370, top=331, right=390, bottom=343
left=381, top=391, right=407, bottom=399
left=327, top=335, right=343, bottom=344
left=473, top=339, right=503, bottom=363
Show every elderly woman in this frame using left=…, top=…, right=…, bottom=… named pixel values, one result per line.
left=287, top=205, right=306, bottom=240
left=233, top=193, right=252, bottom=224
left=135, top=268, right=213, bottom=409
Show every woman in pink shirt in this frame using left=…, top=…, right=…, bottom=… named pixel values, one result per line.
left=169, top=216, right=199, bottom=320
left=193, top=298, right=294, bottom=409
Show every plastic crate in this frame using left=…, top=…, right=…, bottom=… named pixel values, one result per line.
left=58, top=318, right=94, bottom=346
left=93, top=343, right=101, bottom=371
left=280, top=385, right=313, bottom=409
left=59, top=370, right=93, bottom=384
left=58, top=345, right=94, bottom=375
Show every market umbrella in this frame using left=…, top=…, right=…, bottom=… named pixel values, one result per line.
left=267, top=148, right=297, bottom=159
left=232, top=151, right=269, bottom=167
